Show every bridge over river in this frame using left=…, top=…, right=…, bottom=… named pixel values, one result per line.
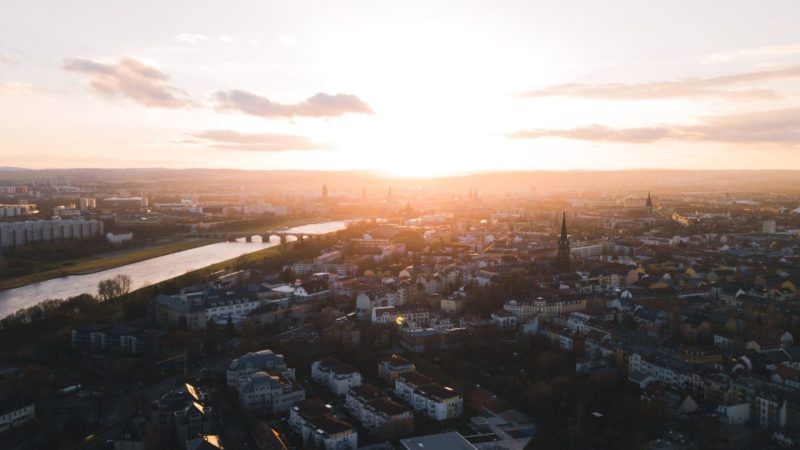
left=191, top=229, right=325, bottom=243
left=190, top=217, right=381, bottom=243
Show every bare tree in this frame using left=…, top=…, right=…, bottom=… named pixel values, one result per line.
left=97, top=274, right=132, bottom=301
left=115, top=274, right=132, bottom=296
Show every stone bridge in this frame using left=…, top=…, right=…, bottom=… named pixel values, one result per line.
left=192, top=230, right=329, bottom=244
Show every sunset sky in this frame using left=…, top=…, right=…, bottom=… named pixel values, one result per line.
left=1, top=0, right=800, bottom=176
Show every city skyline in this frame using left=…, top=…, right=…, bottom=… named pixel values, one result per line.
left=2, top=0, right=800, bottom=176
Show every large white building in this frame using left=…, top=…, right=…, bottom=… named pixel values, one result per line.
left=152, top=287, right=267, bottom=330
left=0, top=204, right=35, bottom=218
left=503, top=296, right=586, bottom=319
left=378, top=354, right=416, bottom=384
left=0, top=403, right=35, bottom=433
left=395, top=371, right=462, bottom=421
left=303, top=413, right=358, bottom=450
left=0, top=219, right=103, bottom=248
left=345, top=384, right=388, bottom=424
left=311, top=357, right=362, bottom=396
left=345, top=384, right=413, bottom=434
left=227, top=349, right=292, bottom=387
left=237, top=371, right=305, bottom=413
left=289, top=399, right=357, bottom=450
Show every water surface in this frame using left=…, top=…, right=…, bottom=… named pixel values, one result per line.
left=0, top=220, right=349, bottom=318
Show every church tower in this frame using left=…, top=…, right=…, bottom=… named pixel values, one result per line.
left=646, top=191, right=653, bottom=215
left=556, top=211, right=570, bottom=271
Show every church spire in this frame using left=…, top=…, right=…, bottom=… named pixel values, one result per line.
left=556, top=211, right=570, bottom=272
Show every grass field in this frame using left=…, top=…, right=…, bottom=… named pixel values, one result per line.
left=0, top=239, right=217, bottom=290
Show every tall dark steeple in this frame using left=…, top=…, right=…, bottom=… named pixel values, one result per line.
left=556, top=211, right=570, bottom=271
left=646, top=191, right=653, bottom=215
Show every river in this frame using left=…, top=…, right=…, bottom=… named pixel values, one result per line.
left=0, top=220, right=351, bottom=319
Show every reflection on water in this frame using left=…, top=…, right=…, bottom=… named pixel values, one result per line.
left=0, top=220, right=350, bottom=319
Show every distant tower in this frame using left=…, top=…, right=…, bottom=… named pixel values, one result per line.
left=322, top=184, right=328, bottom=202
left=646, top=191, right=653, bottom=215
left=556, top=211, right=570, bottom=271
left=386, top=187, right=394, bottom=203
left=362, top=187, right=366, bottom=200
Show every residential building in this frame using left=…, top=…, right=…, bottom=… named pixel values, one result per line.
left=0, top=402, right=35, bottom=433
left=378, top=355, right=416, bottom=384
left=311, top=357, right=362, bottom=396
left=237, top=371, right=306, bottom=413
left=289, top=399, right=357, bottom=450
left=227, top=349, right=292, bottom=387
left=151, top=383, right=215, bottom=448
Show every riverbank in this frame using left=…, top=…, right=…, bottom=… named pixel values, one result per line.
left=0, top=219, right=356, bottom=319
left=0, top=239, right=218, bottom=290
left=0, top=216, right=334, bottom=291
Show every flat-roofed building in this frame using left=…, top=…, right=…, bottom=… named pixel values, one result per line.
left=311, top=357, right=362, bottom=396
left=400, top=432, right=476, bottom=450
left=237, top=371, right=305, bottom=413
left=227, top=349, right=291, bottom=387
left=378, top=354, right=415, bottom=384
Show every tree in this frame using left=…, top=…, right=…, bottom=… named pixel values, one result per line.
left=97, top=274, right=132, bottom=301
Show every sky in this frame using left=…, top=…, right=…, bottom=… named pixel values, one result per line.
left=1, top=0, right=800, bottom=177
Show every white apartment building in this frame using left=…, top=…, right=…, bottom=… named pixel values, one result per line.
left=395, top=371, right=463, bottom=421
left=378, top=354, right=416, bottom=384
left=362, top=398, right=413, bottom=432
left=395, top=371, right=434, bottom=404
left=289, top=399, right=332, bottom=434
left=0, top=403, right=35, bottom=433
left=227, top=349, right=292, bottom=387
left=503, top=297, right=586, bottom=319
left=490, top=310, right=517, bottom=329
left=627, top=351, right=691, bottom=389
left=311, top=357, right=362, bottom=396
left=303, top=414, right=358, bottom=450
left=0, top=219, right=103, bottom=248
left=371, top=306, right=430, bottom=327
left=237, top=371, right=305, bottom=413
left=413, top=384, right=463, bottom=421
left=345, top=384, right=387, bottom=424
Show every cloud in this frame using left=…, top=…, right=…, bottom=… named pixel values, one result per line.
left=0, top=53, right=17, bottom=65
left=703, top=44, right=800, bottom=63
left=63, top=56, right=191, bottom=108
left=509, top=125, right=674, bottom=143
left=279, top=34, right=300, bottom=47
left=189, top=129, right=327, bottom=152
left=519, top=66, right=800, bottom=100
left=0, top=82, right=37, bottom=95
left=174, top=33, right=210, bottom=44
left=213, top=90, right=374, bottom=118
left=508, top=107, right=800, bottom=145
left=173, top=34, right=235, bottom=45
